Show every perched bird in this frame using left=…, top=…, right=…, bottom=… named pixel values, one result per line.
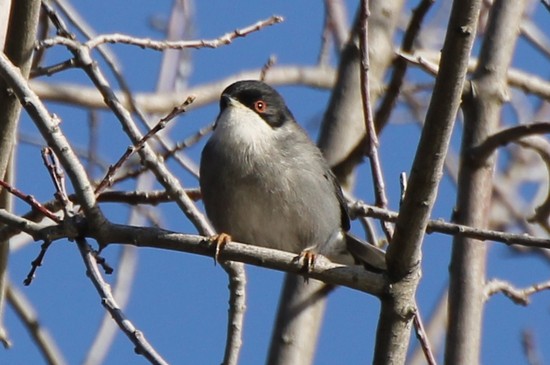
left=199, top=80, right=386, bottom=271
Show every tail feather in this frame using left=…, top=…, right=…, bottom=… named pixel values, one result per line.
left=345, top=233, right=387, bottom=273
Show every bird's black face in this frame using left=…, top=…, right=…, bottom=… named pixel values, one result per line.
left=219, top=80, right=294, bottom=128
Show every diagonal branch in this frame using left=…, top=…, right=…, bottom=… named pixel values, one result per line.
left=76, top=237, right=168, bottom=365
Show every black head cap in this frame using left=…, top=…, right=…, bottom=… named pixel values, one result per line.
left=220, top=80, right=295, bottom=128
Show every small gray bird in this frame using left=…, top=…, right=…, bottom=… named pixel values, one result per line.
left=200, top=80, right=386, bottom=271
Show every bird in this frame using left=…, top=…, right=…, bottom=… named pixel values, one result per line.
left=199, top=80, right=386, bottom=272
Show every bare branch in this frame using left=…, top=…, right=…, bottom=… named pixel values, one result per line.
left=40, top=1, right=75, bottom=39
left=376, top=0, right=483, bottom=361
left=447, top=1, right=528, bottom=363
left=516, top=137, right=550, bottom=226
left=0, top=52, right=104, bottom=228
left=0, top=179, right=60, bottom=223
left=470, top=122, right=550, bottom=161
left=83, top=245, right=138, bottom=365
left=76, top=237, right=168, bottom=364
left=484, top=279, right=550, bottom=305
left=221, top=261, right=246, bottom=365
left=0, top=1, right=42, bottom=350
left=30, top=58, right=78, bottom=78
left=350, top=201, right=550, bottom=252
left=375, top=0, right=434, bottom=131
left=47, top=34, right=211, bottom=237
left=90, top=223, right=387, bottom=296
left=260, top=56, right=277, bottom=81
left=399, top=49, right=550, bottom=100
left=23, top=240, right=53, bottom=286
left=96, top=189, right=201, bottom=205
left=39, top=16, right=284, bottom=51
left=94, top=96, right=195, bottom=196
left=358, top=0, right=392, bottom=239
left=412, top=306, right=437, bottom=365
left=31, top=65, right=336, bottom=113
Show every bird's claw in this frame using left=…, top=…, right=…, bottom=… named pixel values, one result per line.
left=297, top=250, right=317, bottom=273
left=209, top=233, right=231, bottom=265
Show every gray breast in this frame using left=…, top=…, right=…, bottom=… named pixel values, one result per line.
left=200, top=125, right=342, bottom=254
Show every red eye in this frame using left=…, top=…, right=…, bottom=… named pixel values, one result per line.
left=254, top=100, right=266, bottom=113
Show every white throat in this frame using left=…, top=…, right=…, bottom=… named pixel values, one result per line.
left=211, top=103, right=276, bottom=153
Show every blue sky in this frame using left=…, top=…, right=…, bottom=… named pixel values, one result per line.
left=4, top=1, right=550, bottom=364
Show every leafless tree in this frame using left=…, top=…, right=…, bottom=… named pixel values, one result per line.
left=0, top=0, right=549, bottom=364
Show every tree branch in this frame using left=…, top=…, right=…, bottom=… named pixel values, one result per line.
left=484, top=279, right=550, bottom=305
left=76, top=237, right=168, bottom=365
left=358, top=0, right=392, bottom=238
left=446, top=0, right=527, bottom=363
left=470, top=122, right=550, bottom=162
left=37, top=16, right=283, bottom=52
left=375, top=0, right=483, bottom=362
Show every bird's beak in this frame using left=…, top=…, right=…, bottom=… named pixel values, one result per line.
left=214, top=95, right=239, bottom=130
left=220, top=94, right=239, bottom=109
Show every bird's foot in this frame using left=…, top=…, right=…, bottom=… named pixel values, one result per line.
left=297, top=249, right=317, bottom=273
left=208, top=233, right=232, bottom=265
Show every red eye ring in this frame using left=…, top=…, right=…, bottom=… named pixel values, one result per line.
left=254, top=100, right=266, bottom=113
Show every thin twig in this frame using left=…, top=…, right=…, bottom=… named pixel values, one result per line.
left=41, top=147, right=72, bottom=214
left=23, top=147, right=74, bottom=285
left=399, top=48, right=550, bottom=102
left=374, top=0, right=434, bottom=131
left=64, top=38, right=211, bottom=236
left=260, top=56, right=277, bottom=81
left=94, top=96, right=195, bottom=196
left=86, top=110, right=101, bottom=177
left=30, top=58, right=78, bottom=78
left=0, top=179, right=60, bottom=223
left=23, top=240, right=53, bottom=286
left=39, top=16, right=284, bottom=51
left=484, top=279, right=550, bottom=305
left=318, top=8, right=333, bottom=65
left=412, top=306, right=437, bottom=365
left=40, top=1, right=75, bottom=39
left=349, top=201, right=550, bottom=249
left=110, top=122, right=214, bottom=186
left=319, top=0, right=350, bottom=64
left=49, top=0, right=186, bottom=179
left=358, top=0, right=392, bottom=239
left=76, top=237, right=168, bottom=364
left=52, top=0, right=200, bottom=184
